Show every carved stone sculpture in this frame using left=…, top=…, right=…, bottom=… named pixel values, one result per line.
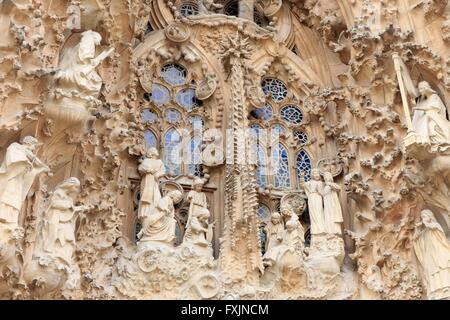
left=322, top=171, right=344, bottom=235
left=263, top=212, right=284, bottom=267
left=137, top=148, right=165, bottom=220
left=44, top=30, right=114, bottom=123
left=304, top=169, right=326, bottom=236
left=0, top=137, right=49, bottom=237
left=413, top=209, right=450, bottom=300
left=138, top=190, right=183, bottom=246
left=201, top=128, right=224, bottom=167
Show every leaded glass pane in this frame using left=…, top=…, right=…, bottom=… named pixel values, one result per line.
left=280, top=105, right=303, bottom=125
left=164, top=129, right=182, bottom=175
left=262, top=78, right=288, bottom=102
left=188, top=136, right=203, bottom=177
left=271, top=124, right=285, bottom=140
left=296, top=150, right=312, bottom=182
left=165, top=109, right=181, bottom=124
left=253, top=145, right=267, bottom=187
left=161, top=64, right=187, bottom=86
left=150, top=83, right=170, bottom=106
left=294, top=131, right=308, bottom=144
left=272, top=143, right=291, bottom=188
left=176, top=88, right=202, bottom=111
left=257, top=204, right=270, bottom=221
left=141, top=109, right=158, bottom=123
left=254, top=104, right=273, bottom=121
left=144, top=130, right=157, bottom=149
left=180, top=3, right=198, bottom=17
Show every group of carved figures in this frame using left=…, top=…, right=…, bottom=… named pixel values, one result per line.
left=136, top=147, right=214, bottom=254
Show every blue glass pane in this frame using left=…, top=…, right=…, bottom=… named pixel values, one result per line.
left=151, top=84, right=170, bottom=106
left=176, top=88, right=201, bottom=111
left=253, top=145, right=267, bottom=187
left=280, top=105, right=303, bottom=125
left=164, top=129, right=182, bottom=175
left=161, top=64, right=187, bottom=86
left=144, top=130, right=157, bottom=149
left=258, top=205, right=270, bottom=221
left=262, top=78, right=288, bottom=102
left=141, top=109, right=158, bottom=123
left=189, top=116, right=204, bottom=132
left=271, top=124, right=285, bottom=140
left=254, top=104, right=273, bottom=121
left=294, top=131, right=308, bottom=144
left=188, top=136, right=203, bottom=177
left=296, top=150, right=312, bottom=182
left=273, top=143, right=291, bottom=188
left=165, top=109, right=181, bottom=124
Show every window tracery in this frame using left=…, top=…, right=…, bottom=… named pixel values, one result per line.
left=262, top=78, right=288, bottom=102
left=180, top=2, right=199, bottom=17
left=161, top=63, right=188, bottom=86
left=280, top=105, right=303, bottom=125
left=296, top=150, right=312, bottom=182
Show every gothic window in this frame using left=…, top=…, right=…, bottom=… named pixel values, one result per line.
left=262, top=78, right=288, bottom=102
left=165, top=109, right=182, bottom=124
left=161, top=63, right=187, bottom=86
left=141, top=109, right=158, bottom=123
left=273, top=143, right=291, bottom=188
left=294, top=131, right=308, bottom=145
left=188, top=136, right=203, bottom=177
left=254, top=104, right=273, bottom=121
left=148, top=83, right=171, bottom=106
left=271, top=124, right=286, bottom=140
left=176, top=88, right=202, bottom=111
left=296, top=150, right=312, bottom=182
left=189, top=115, right=204, bottom=132
left=280, top=105, right=303, bottom=125
left=144, top=130, right=157, bottom=149
left=164, top=129, right=182, bottom=176
left=180, top=2, right=199, bottom=17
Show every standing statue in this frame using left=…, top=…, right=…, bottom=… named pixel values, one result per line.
left=263, top=212, right=284, bottom=267
left=39, top=177, right=92, bottom=265
left=0, top=136, right=50, bottom=234
left=413, top=209, right=450, bottom=300
left=138, top=148, right=165, bottom=220
left=322, top=171, right=344, bottom=235
left=304, top=169, right=326, bottom=235
left=411, top=81, right=450, bottom=151
left=138, top=190, right=183, bottom=246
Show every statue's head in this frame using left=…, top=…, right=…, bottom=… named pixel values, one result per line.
left=271, top=211, right=281, bottom=223
left=22, top=136, right=40, bottom=152
left=146, top=147, right=159, bottom=159
left=323, top=171, right=333, bottom=183
left=81, top=30, right=102, bottom=46
left=420, top=209, right=435, bottom=224
left=311, top=169, right=321, bottom=181
left=418, top=81, right=436, bottom=96
left=168, top=190, right=183, bottom=204
left=192, top=178, right=204, bottom=191
left=58, top=177, right=81, bottom=197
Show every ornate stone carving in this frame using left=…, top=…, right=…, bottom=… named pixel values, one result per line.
left=195, top=74, right=217, bottom=100
left=201, top=128, right=224, bottom=167
left=164, top=22, right=191, bottom=43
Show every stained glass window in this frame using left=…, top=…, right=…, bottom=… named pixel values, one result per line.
left=164, top=129, right=182, bottom=175
left=294, top=131, right=308, bottom=144
left=189, top=115, right=204, bottom=132
left=176, top=88, right=202, bottom=111
left=280, top=105, right=303, bottom=125
left=188, top=136, right=203, bottom=177
left=254, top=104, right=273, bottom=121
left=254, top=145, right=267, bottom=187
left=271, top=124, right=286, bottom=140
left=296, top=150, right=312, bottom=182
left=165, top=109, right=181, bottom=124
left=141, top=109, right=158, bottom=123
left=257, top=204, right=270, bottom=222
left=180, top=3, right=198, bottom=17
left=161, top=64, right=187, bottom=86
left=149, top=83, right=170, bottom=106
left=144, top=130, right=157, bottom=149
left=272, top=143, right=291, bottom=188
left=262, top=78, right=288, bottom=102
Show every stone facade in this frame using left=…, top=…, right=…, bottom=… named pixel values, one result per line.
left=0, top=0, right=449, bottom=300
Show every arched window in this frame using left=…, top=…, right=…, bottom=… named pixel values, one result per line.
left=280, top=105, right=303, bottom=125
left=294, top=131, right=308, bottom=145
left=165, top=109, right=182, bottom=124
left=253, top=104, right=273, bottom=121
left=161, top=63, right=187, bottom=86
left=148, top=83, right=170, bottom=106
left=164, top=129, right=182, bottom=175
left=176, top=88, right=202, bottom=111
left=141, top=109, right=158, bottom=123
left=262, top=78, right=288, bottom=102
left=296, top=150, right=312, bottom=182
left=144, top=130, right=157, bottom=150
left=272, top=143, right=291, bottom=188
left=180, top=2, right=199, bottom=17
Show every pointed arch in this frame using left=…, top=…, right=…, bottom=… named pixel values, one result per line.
left=296, top=149, right=312, bottom=183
